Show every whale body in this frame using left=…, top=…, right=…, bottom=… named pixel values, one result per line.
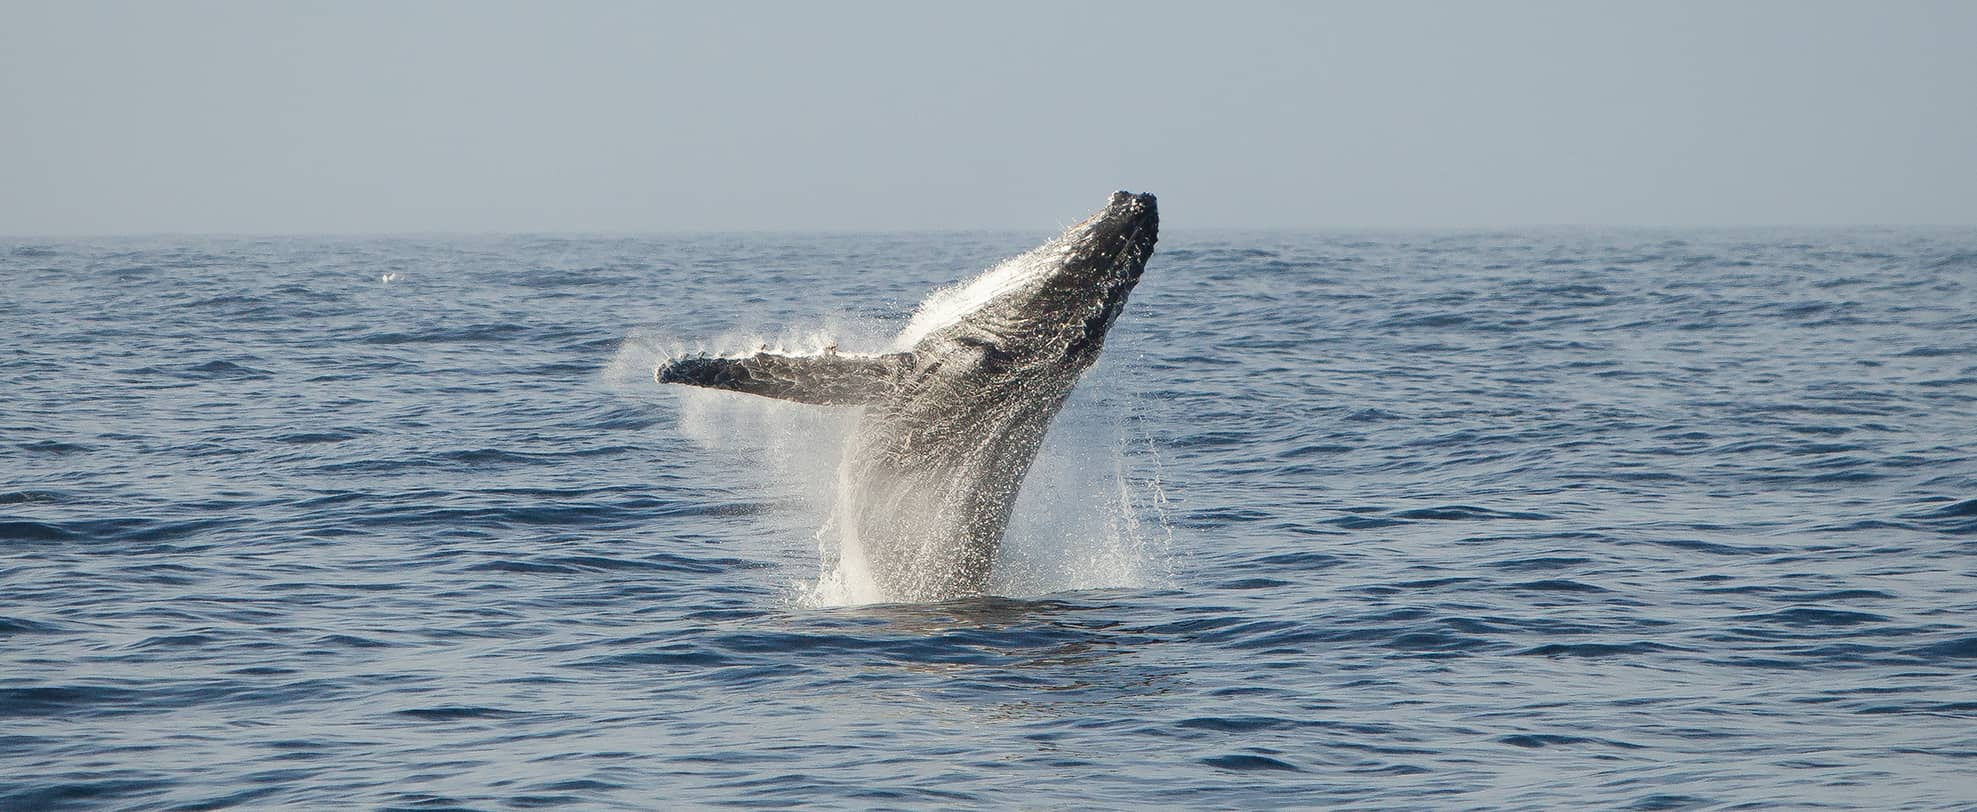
left=658, top=191, right=1158, bottom=602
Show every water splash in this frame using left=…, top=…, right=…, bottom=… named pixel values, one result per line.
left=617, top=314, right=1174, bottom=608
left=606, top=324, right=860, bottom=518
left=892, top=252, right=1050, bottom=349
left=987, top=391, right=1177, bottom=598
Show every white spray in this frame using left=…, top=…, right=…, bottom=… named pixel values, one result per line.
left=611, top=257, right=1173, bottom=607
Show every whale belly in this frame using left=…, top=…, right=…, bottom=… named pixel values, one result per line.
left=837, top=390, right=1065, bottom=602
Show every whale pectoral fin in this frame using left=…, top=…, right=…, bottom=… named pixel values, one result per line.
left=656, top=351, right=912, bottom=406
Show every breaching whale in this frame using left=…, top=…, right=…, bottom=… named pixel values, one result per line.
left=657, top=191, right=1158, bottom=602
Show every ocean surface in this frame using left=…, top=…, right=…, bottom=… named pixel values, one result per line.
left=3, top=227, right=1975, bottom=810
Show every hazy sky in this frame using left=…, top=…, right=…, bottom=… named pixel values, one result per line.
left=2, top=1, right=1973, bottom=234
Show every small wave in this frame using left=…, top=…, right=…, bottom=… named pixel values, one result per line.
left=571, top=647, right=737, bottom=669
left=1910, top=636, right=1977, bottom=660
left=14, top=439, right=94, bottom=454
left=1497, top=733, right=1644, bottom=749
left=312, top=634, right=395, bottom=649
left=1638, top=538, right=1784, bottom=556
left=1506, top=578, right=1608, bottom=593
left=1251, top=551, right=1346, bottom=570
left=1625, top=794, right=1715, bottom=810
left=1909, top=497, right=1977, bottom=519
left=0, top=516, right=236, bottom=545
left=393, top=706, right=527, bottom=721
left=1485, top=556, right=1593, bottom=571
left=1392, top=505, right=1553, bottom=521
left=359, top=323, right=532, bottom=345
left=1176, top=716, right=1305, bottom=733
left=1327, top=515, right=1411, bottom=529
left=0, top=616, right=62, bottom=635
left=0, top=490, right=67, bottom=506
left=120, top=359, right=274, bottom=380
left=271, top=429, right=369, bottom=445
left=1925, top=251, right=1977, bottom=270
left=0, top=685, right=148, bottom=719
left=0, top=780, right=165, bottom=811
left=1381, top=312, right=1473, bottom=329
left=1736, top=608, right=1889, bottom=627
left=1201, top=754, right=1301, bottom=772
left=1517, top=641, right=1690, bottom=657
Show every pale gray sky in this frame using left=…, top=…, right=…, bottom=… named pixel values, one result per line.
left=2, top=1, right=1973, bottom=234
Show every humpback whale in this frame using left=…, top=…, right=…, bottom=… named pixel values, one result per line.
left=658, top=191, right=1158, bottom=602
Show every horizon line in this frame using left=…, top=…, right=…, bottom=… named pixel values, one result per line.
left=6, top=222, right=1973, bottom=241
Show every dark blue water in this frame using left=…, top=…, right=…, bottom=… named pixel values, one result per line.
left=3, top=229, right=1974, bottom=810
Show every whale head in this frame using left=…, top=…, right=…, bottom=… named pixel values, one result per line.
left=1056, top=191, right=1159, bottom=293
left=898, top=191, right=1158, bottom=360
left=1025, top=190, right=1158, bottom=358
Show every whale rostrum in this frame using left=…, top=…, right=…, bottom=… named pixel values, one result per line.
left=658, top=191, right=1159, bottom=602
